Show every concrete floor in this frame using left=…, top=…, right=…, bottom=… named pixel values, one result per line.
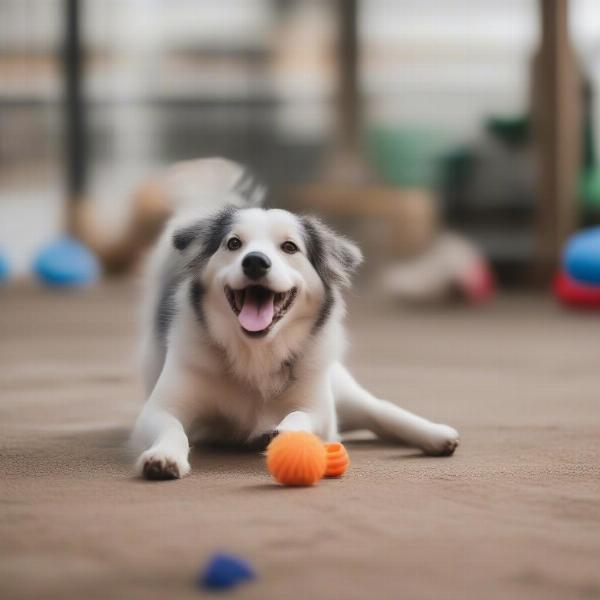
left=1, top=282, right=599, bottom=600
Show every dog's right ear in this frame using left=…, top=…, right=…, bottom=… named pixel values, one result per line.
left=173, top=224, right=198, bottom=252
left=173, top=223, right=201, bottom=252
left=172, top=206, right=238, bottom=266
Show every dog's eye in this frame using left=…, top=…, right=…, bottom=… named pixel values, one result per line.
left=227, top=237, right=242, bottom=251
left=281, top=241, right=299, bottom=254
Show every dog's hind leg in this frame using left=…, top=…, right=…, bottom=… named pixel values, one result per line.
left=331, top=362, right=459, bottom=456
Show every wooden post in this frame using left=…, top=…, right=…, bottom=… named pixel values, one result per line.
left=63, top=0, right=86, bottom=234
left=337, top=0, right=360, bottom=154
left=324, top=0, right=370, bottom=183
left=533, top=0, right=582, bottom=280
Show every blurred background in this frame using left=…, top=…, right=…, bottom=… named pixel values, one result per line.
left=0, top=0, right=599, bottom=298
left=2, top=4, right=600, bottom=599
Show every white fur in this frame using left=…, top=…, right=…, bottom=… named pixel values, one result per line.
left=132, top=161, right=459, bottom=479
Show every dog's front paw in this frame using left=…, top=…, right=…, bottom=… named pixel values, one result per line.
left=136, top=448, right=191, bottom=480
left=422, top=425, right=460, bottom=457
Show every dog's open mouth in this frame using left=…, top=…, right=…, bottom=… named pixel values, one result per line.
left=225, top=285, right=297, bottom=337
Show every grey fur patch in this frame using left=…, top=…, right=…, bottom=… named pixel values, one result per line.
left=154, top=249, right=188, bottom=348
left=189, top=278, right=206, bottom=325
left=314, top=285, right=335, bottom=331
left=155, top=273, right=180, bottom=343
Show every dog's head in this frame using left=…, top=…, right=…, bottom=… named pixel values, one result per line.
left=173, top=207, right=362, bottom=341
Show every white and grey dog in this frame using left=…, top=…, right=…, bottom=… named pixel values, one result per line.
left=132, top=159, right=459, bottom=479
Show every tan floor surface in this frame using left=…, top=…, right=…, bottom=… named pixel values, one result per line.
left=1, top=283, right=599, bottom=600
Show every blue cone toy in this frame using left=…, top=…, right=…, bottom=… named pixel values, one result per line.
left=197, top=553, right=255, bottom=591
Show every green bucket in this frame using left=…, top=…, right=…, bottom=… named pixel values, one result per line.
left=366, top=126, right=452, bottom=189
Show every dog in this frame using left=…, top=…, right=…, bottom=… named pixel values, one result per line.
left=131, top=158, right=459, bottom=479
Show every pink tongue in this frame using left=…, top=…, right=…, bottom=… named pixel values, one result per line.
left=238, top=293, right=274, bottom=332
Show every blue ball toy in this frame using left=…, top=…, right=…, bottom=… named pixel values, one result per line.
left=197, top=553, right=255, bottom=591
left=32, top=236, right=100, bottom=288
left=564, top=227, right=600, bottom=285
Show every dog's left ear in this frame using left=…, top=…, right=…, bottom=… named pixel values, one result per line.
left=301, top=216, right=363, bottom=287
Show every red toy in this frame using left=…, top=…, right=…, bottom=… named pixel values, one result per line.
left=553, top=271, right=600, bottom=309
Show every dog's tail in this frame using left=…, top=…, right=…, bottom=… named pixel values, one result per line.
left=74, top=157, right=265, bottom=274
left=161, top=157, right=266, bottom=217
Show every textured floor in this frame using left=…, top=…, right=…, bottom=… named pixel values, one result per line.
left=1, top=282, right=599, bottom=600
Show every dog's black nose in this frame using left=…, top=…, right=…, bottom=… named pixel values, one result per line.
left=242, top=251, right=271, bottom=280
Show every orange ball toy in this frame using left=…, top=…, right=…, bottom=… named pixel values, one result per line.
left=324, top=442, right=350, bottom=477
left=266, top=432, right=326, bottom=486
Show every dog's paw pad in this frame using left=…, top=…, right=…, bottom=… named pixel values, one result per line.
left=137, top=450, right=190, bottom=480
left=143, top=458, right=180, bottom=480
left=423, top=425, right=460, bottom=457
left=438, top=437, right=459, bottom=456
